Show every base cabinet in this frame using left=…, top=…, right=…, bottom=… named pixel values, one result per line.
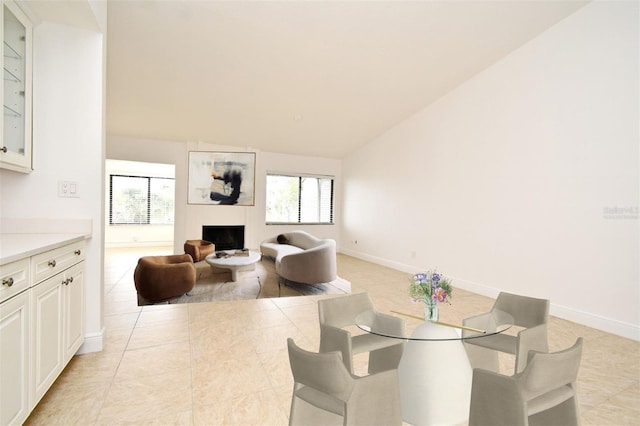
left=0, top=240, right=85, bottom=425
left=0, top=291, right=30, bottom=426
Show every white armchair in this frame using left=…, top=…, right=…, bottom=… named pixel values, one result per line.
left=469, top=338, right=583, bottom=426
left=463, top=291, right=550, bottom=374
left=318, top=293, right=405, bottom=375
left=287, top=338, right=402, bottom=426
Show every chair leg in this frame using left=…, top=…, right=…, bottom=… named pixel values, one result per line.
left=288, top=395, right=297, bottom=426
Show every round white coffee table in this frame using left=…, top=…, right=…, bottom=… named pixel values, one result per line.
left=205, top=251, right=261, bottom=282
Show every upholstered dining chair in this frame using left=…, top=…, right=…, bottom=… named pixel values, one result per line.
left=468, top=337, right=583, bottom=426
left=318, top=292, right=405, bottom=375
left=463, top=291, right=550, bottom=374
left=287, top=338, right=402, bottom=426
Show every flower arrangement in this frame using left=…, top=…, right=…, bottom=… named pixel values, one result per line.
left=410, top=270, right=453, bottom=321
left=410, top=270, right=453, bottom=312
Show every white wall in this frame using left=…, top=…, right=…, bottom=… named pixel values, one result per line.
left=0, top=17, right=106, bottom=350
left=107, top=136, right=342, bottom=253
left=342, top=1, right=639, bottom=339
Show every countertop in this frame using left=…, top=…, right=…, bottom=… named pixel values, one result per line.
left=0, top=233, right=89, bottom=265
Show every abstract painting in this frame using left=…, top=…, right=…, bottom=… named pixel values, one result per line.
left=188, top=151, right=256, bottom=205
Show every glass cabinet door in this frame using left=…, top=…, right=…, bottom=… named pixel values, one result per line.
left=1, top=0, right=32, bottom=173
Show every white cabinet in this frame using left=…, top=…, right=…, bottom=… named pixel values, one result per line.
left=0, top=291, right=29, bottom=426
left=1, top=0, right=33, bottom=173
left=0, top=257, right=31, bottom=425
left=30, top=242, right=85, bottom=406
left=0, top=240, right=85, bottom=424
left=31, top=261, right=86, bottom=402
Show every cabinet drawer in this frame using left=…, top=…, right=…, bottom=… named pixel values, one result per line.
left=0, top=258, right=30, bottom=304
left=31, top=241, right=86, bottom=284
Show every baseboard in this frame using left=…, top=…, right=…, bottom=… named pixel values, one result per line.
left=549, top=304, right=639, bottom=341
left=340, top=248, right=418, bottom=275
left=77, top=327, right=105, bottom=354
left=339, top=248, right=639, bottom=341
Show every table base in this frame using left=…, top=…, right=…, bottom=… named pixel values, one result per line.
left=398, top=321, right=472, bottom=425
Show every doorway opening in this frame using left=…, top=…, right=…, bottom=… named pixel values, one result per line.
left=104, top=159, right=175, bottom=249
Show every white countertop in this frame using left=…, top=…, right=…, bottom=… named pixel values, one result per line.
left=0, top=233, right=89, bottom=265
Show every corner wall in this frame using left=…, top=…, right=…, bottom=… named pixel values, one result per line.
left=0, top=19, right=106, bottom=349
left=341, top=1, right=639, bottom=339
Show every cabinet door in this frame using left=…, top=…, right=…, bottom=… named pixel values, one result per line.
left=0, top=291, right=30, bottom=426
left=31, top=274, right=64, bottom=406
left=63, top=262, right=85, bottom=362
left=1, top=0, right=33, bottom=173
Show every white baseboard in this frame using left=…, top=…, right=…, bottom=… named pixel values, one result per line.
left=339, top=248, right=639, bottom=341
left=340, top=248, right=418, bottom=275
left=550, top=304, right=639, bottom=341
left=77, top=328, right=104, bottom=354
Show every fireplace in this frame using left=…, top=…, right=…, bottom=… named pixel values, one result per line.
left=202, top=225, right=245, bottom=251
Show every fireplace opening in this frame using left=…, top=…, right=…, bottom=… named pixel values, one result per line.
left=202, top=225, right=245, bottom=251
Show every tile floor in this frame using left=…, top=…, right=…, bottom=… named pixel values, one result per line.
left=23, top=246, right=640, bottom=425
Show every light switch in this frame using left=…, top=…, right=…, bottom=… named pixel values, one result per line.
left=58, top=180, right=79, bottom=197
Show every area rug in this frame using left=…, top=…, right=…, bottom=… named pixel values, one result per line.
left=138, top=257, right=351, bottom=305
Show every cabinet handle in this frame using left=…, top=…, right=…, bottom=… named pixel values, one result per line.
left=68, top=276, right=74, bottom=284
left=0, top=146, right=7, bottom=153
left=48, top=260, right=57, bottom=268
left=2, top=277, right=14, bottom=287
left=74, top=250, right=81, bottom=256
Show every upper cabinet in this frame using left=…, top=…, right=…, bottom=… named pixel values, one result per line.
left=1, top=0, right=32, bottom=173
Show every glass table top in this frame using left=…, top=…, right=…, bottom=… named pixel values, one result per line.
left=355, top=309, right=514, bottom=342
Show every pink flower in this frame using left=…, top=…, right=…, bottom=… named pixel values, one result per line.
left=433, top=287, right=448, bottom=303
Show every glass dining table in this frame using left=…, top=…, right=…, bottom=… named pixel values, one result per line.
left=356, top=310, right=514, bottom=426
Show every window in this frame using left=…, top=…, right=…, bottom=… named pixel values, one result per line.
left=266, top=173, right=334, bottom=224
left=109, top=175, right=175, bottom=225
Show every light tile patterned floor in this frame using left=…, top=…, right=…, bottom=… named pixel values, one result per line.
left=23, top=247, right=640, bottom=425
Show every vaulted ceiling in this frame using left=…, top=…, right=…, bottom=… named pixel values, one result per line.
left=33, top=0, right=591, bottom=159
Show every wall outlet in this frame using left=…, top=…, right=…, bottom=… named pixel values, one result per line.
left=58, top=180, right=79, bottom=198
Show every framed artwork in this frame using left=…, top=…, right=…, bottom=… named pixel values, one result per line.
left=188, top=151, right=256, bottom=205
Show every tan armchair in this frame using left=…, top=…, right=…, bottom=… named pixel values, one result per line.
left=318, top=293, right=405, bottom=375
left=469, top=338, right=583, bottom=426
left=463, top=291, right=550, bottom=374
left=184, top=239, right=215, bottom=262
left=287, top=338, right=402, bottom=426
left=134, top=254, right=196, bottom=303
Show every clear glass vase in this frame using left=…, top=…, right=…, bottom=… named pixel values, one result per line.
left=424, top=299, right=439, bottom=322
